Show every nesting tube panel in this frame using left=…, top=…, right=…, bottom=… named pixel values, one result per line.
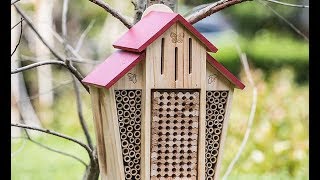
left=205, top=91, right=229, bottom=180
left=151, top=90, right=200, bottom=180
left=115, top=90, right=142, bottom=180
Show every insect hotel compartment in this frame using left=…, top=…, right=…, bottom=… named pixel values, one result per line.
left=151, top=90, right=200, bottom=180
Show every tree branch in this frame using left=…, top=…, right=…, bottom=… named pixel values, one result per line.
left=11, top=18, right=23, bottom=57
left=132, top=0, right=146, bottom=24
left=12, top=136, right=88, bottom=167
left=263, top=0, right=309, bottom=8
left=258, top=0, right=309, bottom=42
left=11, top=60, right=67, bottom=74
left=75, top=20, right=95, bottom=52
left=11, top=123, right=94, bottom=161
left=186, top=0, right=251, bottom=25
left=222, top=44, right=258, bottom=179
left=11, top=18, right=24, bottom=30
left=13, top=4, right=89, bottom=92
left=88, top=0, right=133, bottom=28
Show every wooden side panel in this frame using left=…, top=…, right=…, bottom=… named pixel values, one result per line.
left=89, top=86, right=108, bottom=179
left=100, top=87, right=126, bottom=180
left=206, top=62, right=234, bottom=91
left=113, top=61, right=144, bottom=89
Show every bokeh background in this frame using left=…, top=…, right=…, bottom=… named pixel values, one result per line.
left=11, top=0, right=309, bottom=179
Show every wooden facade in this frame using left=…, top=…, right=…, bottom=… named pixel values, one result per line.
left=83, top=9, right=244, bottom=180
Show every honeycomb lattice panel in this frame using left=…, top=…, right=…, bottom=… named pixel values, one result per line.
left=205, top=91, right=228, bottom=180
left=151, top=90, right=200, bottom=180
left=115, top=90, right=142, bottom=180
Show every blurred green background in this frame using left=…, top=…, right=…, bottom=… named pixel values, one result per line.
left=11, top=0, right=308, bottom=179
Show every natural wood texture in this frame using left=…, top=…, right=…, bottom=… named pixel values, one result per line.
left=206, top=62, right=234, bottom=91
left=207, top=53, right=245, bottom=89
left=113, top=61, right=144, bottom=89
left=213, top=89, right=233, bottom=180
left=151, top=90, right=200, bottom=179
left=89, top=87, right=108, bottom=179
left=145, top=22, right=206, bottom=89
left=141, top=58, right=151, bottom=180
left=198, top=40, right=207, bottom=180
left=82, top=50, right=145, bottom=88
left=113, top=11, right=218, bottom=53
left=100, top=88, right=126, bottom=180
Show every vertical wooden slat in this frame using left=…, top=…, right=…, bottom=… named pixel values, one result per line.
left=198, top=43, right=207, bottom=180
left=89, top=86, right=108, bottom=180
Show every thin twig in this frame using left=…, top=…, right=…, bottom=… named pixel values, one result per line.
left=11, top=18, right=24, bottom=30
left=222, top=44, right=258, bottom=180
left=11, top=0, right=21, bottom=5
left=11, top=60, right=67, bottom=74
left=88, top=0, right=133, bottom=28
left=62, top=0, right=69, bottom=39
left=73, top=80, right=94, bottom=149
left=186, top=0, right=251, bottom=25
left=13, top=5, right=89, bottom=92
left=258, top=0, right=309, bottom=42
left=11, top=123, right=94, bottom=161
left=263, top=0, right=309, bottom=8
left=11, top=18, right=23, bottom=57
left=75, top=20, right=95, bottom=52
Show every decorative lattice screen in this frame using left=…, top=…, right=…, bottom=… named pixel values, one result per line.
left=205, top=91, right=228, bottom=180
left=115, top=89, right=142, bottom=180
left=151, top=90, right=199, bottom=179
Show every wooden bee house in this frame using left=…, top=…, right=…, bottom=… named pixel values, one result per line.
left=82, top=7, right=245, bottom=180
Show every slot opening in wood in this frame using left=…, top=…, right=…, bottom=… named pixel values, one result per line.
left=189, top=38, right=192, bottom=74
left=161, top=38, right=164, bottom=75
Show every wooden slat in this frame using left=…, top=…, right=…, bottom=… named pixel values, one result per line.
left=89, top=86, right=108, bottom=179
left=197, top=42, right=207, bottom=180
left=113, top=61, right=144, bottom=90
left=100, top=88, right=125, bottom=180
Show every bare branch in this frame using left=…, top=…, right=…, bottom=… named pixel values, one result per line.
left=186, top=0, right=251, bottom=25
left=88, top=0, right=133, bottom=28
left=75, top=20, right=95, bottom=52
left=258, top=0, right=309, bottom=42
left=132, top=0, right=146, bottom=24
left=11, top=123, right=94, bottom=161
left=13, top=5, right=89, bottom=92
left=73, top=80, right=94, bottom=149
left=12, top=136, right=88, bottom=167
left=62, top=0, right=69, bottom=39
left=11, top=0, right=21, bottom=5
left=11, top=18, right=24, bottom=30
left=263, top=0, right=309, bottom=8
left=11, top=60, right=67, bottom=74
left=222, top=44, right=258, bottom=179
left=11, top=18, right=23, bottom=57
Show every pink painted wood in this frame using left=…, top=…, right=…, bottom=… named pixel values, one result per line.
left=207, top=53, right=245, bottom=89
left=82, top=50, right=145, bottom=88
left=113, top=11, right=218, bottom=53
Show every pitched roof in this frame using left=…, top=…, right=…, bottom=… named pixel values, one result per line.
left=207, top=53, right=245, bottom=89
left=113, top=11, right=218, bottom=53
left=82, top=50, right=145, bottom=88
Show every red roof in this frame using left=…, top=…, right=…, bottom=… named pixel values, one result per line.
left=82, top=11, right=244, bottom=90
left=82, top=50, right=145, bottom=88
left=207, top=53, right=245, bottom=89
left=113, top=11, right=218, bottom=53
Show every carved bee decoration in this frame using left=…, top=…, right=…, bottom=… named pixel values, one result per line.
left=170, top=32, right=184, bottom=43
left=127, top=73, right=137, bottom=84
left=208, top=74, right=217, bottom=85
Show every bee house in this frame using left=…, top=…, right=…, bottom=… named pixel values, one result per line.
left=82, top=6, right=245, bottom=180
